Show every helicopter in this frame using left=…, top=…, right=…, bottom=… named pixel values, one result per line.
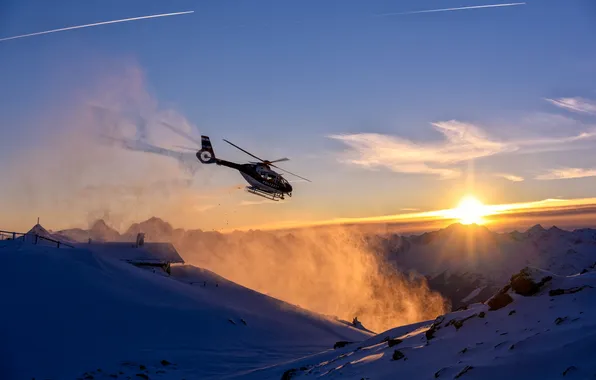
left=196, top=135, right=311, bottom=201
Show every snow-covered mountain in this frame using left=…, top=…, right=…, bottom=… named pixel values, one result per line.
left=56, top=219, right=596, bottom=313
left=384, top=223, right=596, bottom=309
left=4, top=219, right=596, bottom=379
left=0, top=241, right=370, bottom=380
left=246, top=265, right=596, bottom=380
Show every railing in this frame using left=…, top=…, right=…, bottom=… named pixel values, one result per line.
left=0, top=230, right=74, bottom=248
left=0, top=231, right=24, bottom=241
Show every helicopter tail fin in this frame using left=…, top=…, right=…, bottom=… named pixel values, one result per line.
left=197, top=135, right=216, bottom=164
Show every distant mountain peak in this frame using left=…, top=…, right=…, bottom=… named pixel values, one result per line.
left=443, top=222, right=491, bottom=234
left=140, top=216, right=172, bottom=227
left=91, top=219, right=111, bottom=230
left=527, top=224, right=545, bottom=232
left=124, top=216, right=174, bottom=241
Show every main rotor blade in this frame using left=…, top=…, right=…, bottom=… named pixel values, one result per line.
left=174, top=145, right=198, bottom=151
left=161, top=121, right=202, bottom=147
left=223, top=139, right=266, bottom=163
left=270, top=164, right=311, bottom=182
left=266, top=157, right=290, bottom=164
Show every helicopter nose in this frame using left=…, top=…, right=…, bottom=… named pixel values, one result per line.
left=286, top=183, right=293, bottom=193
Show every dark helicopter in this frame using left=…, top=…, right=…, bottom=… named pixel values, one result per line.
left=197, top=136, right=311, bottom=201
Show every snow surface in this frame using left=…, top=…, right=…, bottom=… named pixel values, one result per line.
left=3, top=222, right=596, bottom=379
left=461, top=286, right=486, bottom=304
left=247, top=267, right=596, bottom=379
left=0, top=241, right=371, bottom=380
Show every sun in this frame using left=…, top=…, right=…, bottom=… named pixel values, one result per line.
left=452, top=196, right=488, bottom=225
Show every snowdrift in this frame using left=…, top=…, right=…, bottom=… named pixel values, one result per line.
left=250, top=265, right=596, bottom=380
left=0, top=243, right=371, bottom=380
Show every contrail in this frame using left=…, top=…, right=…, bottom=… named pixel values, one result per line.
left=379, top=2, right=525, bottom=16
left=0, top=10, right=194, bottom=42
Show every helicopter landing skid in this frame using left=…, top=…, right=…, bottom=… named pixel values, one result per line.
left=245, top=186, right=284, bottom=201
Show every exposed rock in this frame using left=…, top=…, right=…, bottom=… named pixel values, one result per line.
left=555, top=317, right=568, bottom=325
left=447, top=313, right=479, bottom=330
left=549, top=285, right=593, bottom=296
left=281, top=368, right=298, bottom=380
left=563, top=366, right=577, bottom=376
left=434, top=367, right=447, bottom=378
left=510, top=268, right=552, bottom=296
left=455, top=365, right=473, bottom=378
left=392, top=350, right=405, bottom=361
left=387, top=338, right=403, bottom=347
left=487, top=292, right=513, bottom=311
left=333, top=341, right=353, bottom=349
left=426, top=315, right=445, bottom=340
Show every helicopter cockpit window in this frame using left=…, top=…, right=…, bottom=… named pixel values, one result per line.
left=261, top=172, right=275, bottom=181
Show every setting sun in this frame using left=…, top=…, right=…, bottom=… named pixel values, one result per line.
left=451, top=196, right=488, bottom=225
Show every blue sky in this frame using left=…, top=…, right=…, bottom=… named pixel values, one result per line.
left=1, top=0, right=596, bottom=231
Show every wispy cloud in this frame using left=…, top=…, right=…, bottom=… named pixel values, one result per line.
left=536, top=168, right=596, bottom=180
left=545, top=97, right=596, bottom=115
left=329, top=119, right=596, bottom=178
left=328, top=121, right=511, bottom=179
left=378, top=2, right=525, bottom=16
left=0, top=10, right=194, bottom=43
left=495, top=173, right=524, bottom=182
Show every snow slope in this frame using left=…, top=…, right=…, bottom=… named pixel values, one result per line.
left=0, top=241, right=371, bottom=380
left=248, top=266, right=596, bottom=380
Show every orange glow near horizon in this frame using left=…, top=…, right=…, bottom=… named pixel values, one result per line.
left=444, top=195, right=489, bottom=225
left=221, top=196, right=596, bottom=233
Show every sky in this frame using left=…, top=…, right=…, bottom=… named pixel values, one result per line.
left=1, top=0, right=596, bottom=233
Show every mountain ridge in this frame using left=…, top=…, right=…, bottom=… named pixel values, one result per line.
left=55, top=218, right=596, bottom=316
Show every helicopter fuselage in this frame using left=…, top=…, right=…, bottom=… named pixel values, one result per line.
left=216, top=159, right=293, bottom=196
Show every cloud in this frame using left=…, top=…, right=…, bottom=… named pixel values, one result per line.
left=494, top=173, right=524, bottom=182
left=329, top=118, right=596, bottom=178
left=535, top=168, right=596, bottom=180
left=328, top=121, right=511, bottom=178
left=545, top=97, right=596, bottom=115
